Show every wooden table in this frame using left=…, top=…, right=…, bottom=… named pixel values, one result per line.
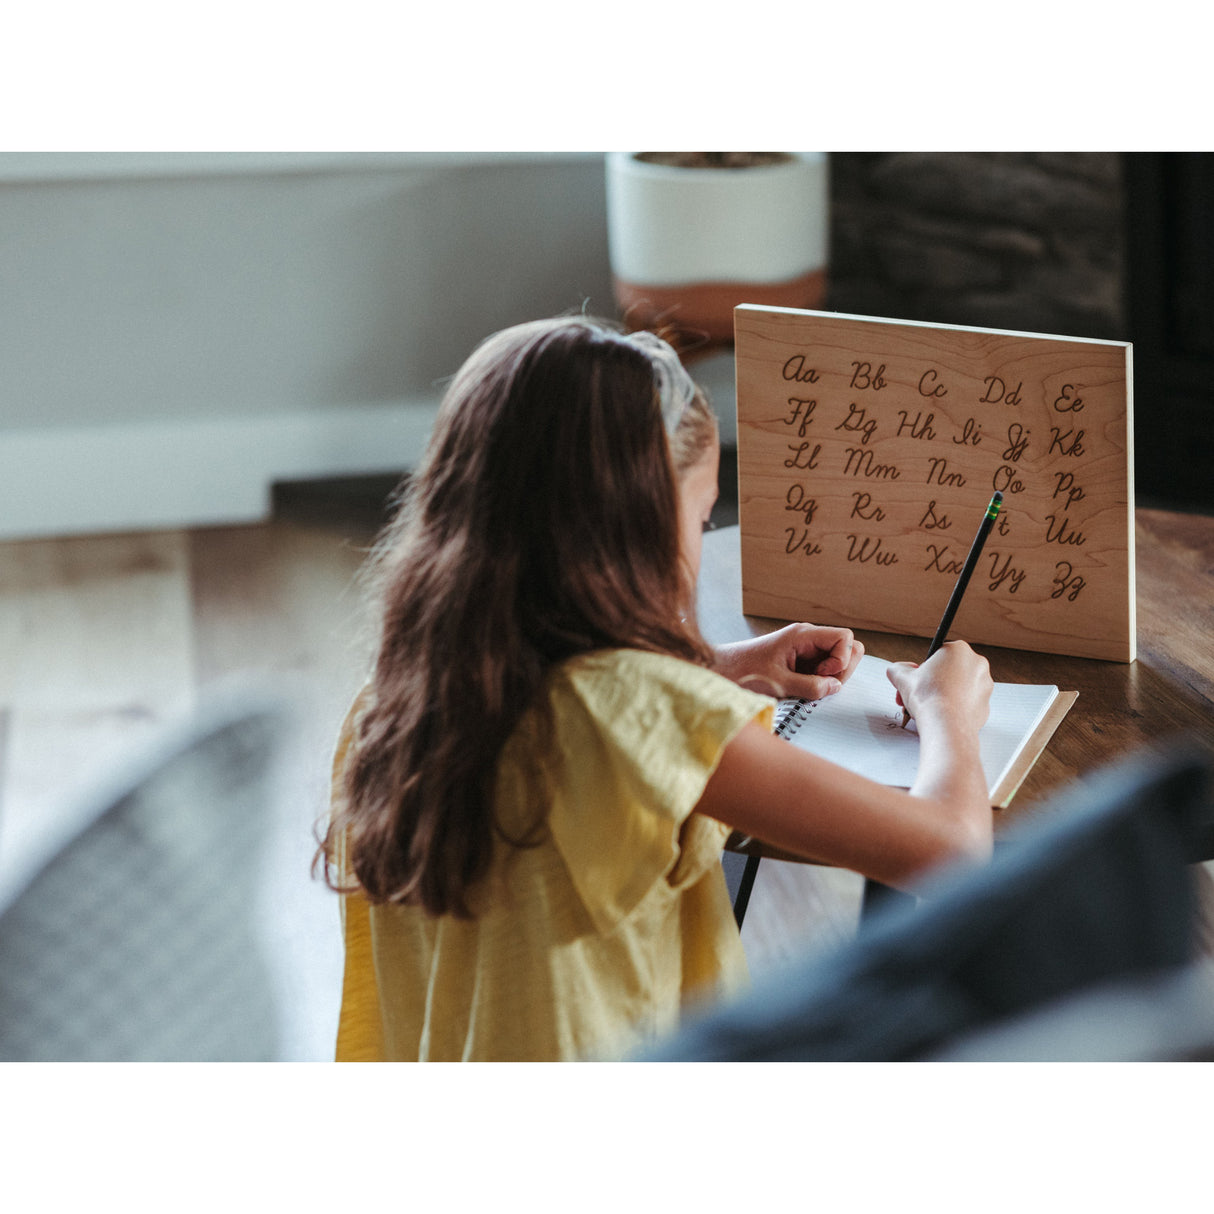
left=698, top=507, right=1214, bottom=835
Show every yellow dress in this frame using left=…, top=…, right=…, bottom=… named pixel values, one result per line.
left=331, top=648, right=774, bottom=1061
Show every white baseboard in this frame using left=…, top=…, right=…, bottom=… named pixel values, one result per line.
left=0, top=400, right=440, bottom=541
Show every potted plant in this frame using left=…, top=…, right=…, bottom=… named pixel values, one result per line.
left=605, top=151, right=829, bottom=350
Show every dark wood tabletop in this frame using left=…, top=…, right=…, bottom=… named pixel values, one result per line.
left=698, top=507, right=1214, bottom=833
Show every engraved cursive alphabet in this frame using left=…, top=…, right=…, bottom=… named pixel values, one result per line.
left=845, top=534, right=899, bottom=565
left=980, top=376, right=1023, bottom=406
left=785, top=527, right=823, bottom=557
left=919, top=500, right=952, bottom=530
left=1051, top=470, right=1086, bottom=510
left=1053, top=384, right=1085, bottom=413
left=987, top=551, right=1026, bottom=593
left=1044, top=513, right=1087, bottom=546
left=1051, top=561, right=1087, bottom=601
left=782, top=355, right=820, bottom=384
left=843, top=447, right=901, bottom=480
left=785, top=484, right=818, bottom=525
left=926, top=456, right=966, bottom=487
left=1048, top=425, right=1085, bottom=457
left=850, top=491, right=886, bottom=522
left=1002, top=423, right=1030, bottom=463
left=897, top=410, right=937, bottom=441
left=992, top=465, right=1025, bottom=494
left=952, top=417, right=983, bottom=446
left=849, top=361, right=887, bottom=390
left=918, top=368, right=948, bottom=398
left=925, top=543, right=964, bottom=574
left=784, top=397, right=817, bottom=436
left=784, top=441, right=822, bottom=470
left=835, top=401, right=878, bottom=445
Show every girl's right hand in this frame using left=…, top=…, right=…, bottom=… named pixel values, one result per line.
left=885, top=641, right=993, bottom=729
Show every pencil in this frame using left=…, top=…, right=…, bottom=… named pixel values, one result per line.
left=901, top=490, right=1003, bottom=728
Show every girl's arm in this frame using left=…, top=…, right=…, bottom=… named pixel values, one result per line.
left=713, top=622, right=865, bottom=700
left=698, top=641, right=994, bottom=890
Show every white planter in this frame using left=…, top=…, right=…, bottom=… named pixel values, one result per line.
left=605, top=152, right=829, bottom=345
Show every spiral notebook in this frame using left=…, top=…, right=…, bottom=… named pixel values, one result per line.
left=772, top=655, right=1077, bottom=808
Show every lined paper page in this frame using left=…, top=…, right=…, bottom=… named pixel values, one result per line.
left=775, top=655, right=1058, bottom=797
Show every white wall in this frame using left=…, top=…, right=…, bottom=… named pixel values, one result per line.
left=0, top=153, right=615, bottom=539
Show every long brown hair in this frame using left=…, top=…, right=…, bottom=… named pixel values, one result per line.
left=318, top=316, right=718, bottom=917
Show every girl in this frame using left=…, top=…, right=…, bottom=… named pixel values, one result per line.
left=318, top=315, right=993, bottom=1061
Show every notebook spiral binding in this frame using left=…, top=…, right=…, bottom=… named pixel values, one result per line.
left=773, top=697, right=818, bottom=740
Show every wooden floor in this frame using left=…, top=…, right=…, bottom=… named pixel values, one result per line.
left=0, top=476, right=862, bottom=1061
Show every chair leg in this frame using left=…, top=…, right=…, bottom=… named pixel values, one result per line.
left=733, top=854, right=762, bottom=928
left=861, top=877, right=916, bottom=921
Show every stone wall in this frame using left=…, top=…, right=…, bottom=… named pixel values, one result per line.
left=827, top=153, right=1125, bottom=342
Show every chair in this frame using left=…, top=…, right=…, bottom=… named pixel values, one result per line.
left=929, top=958, right=1214, bottom=1061
left=0, top=692, right=287, bottom=1061
left=659, top=744, right=1214, bottom=1060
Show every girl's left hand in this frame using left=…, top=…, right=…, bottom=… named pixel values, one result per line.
left=714, top=623, right=864, bottom=700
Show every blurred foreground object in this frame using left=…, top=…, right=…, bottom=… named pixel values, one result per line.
left=0, top=693, right=286, bottom=1061
left=647, top=745, right=1214, bottom=1061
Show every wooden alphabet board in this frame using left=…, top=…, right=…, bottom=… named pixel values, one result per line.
left=734, top=305, right=1135, bottom=661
